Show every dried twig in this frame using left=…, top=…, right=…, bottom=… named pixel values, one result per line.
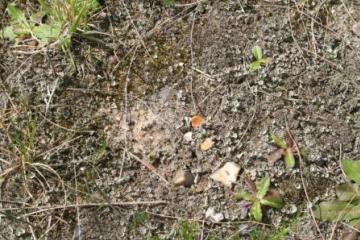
left=189, top=10, right=199, bottom=113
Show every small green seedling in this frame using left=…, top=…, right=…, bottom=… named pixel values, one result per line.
left=249, top=45, right=271, bottom=71
left=175, top=220, right=199, bottom=240
left=162, top=0, right=176, bottom=7
left=235, top=176, right=284, bottom=222
left=314, top=159, right=360, bottom=232
left=267, top=132, right=296, bottom=169
left=128, top=212, right=150, bottom=233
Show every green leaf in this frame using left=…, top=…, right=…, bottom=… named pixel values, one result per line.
left=270, top=134, right=288, bottom=149
left=7, top=3, right=26, bottom=23
left=162, top=0, right=176, bottom=7
left=249, top=61, right=261, bottom=71
left=261, top=190, right=284, bottom=209
left=343, top=159, right=360, bottom=186
left=38, top=0, right=51, bottom=15
left=314, top=201, right=360, bottom=221
left=235, top=190, right=256, bottom=201
left=336, top=183, right=360, bottom=201
left=256, top=176, right=270, bottom=199
left=0, top=26, right=16, bottom=40
left=284, top=148, right=295, bottom=169
left=33, top=23, right=62, bottom=43
left=251, top=201, right=262, bottom=222
left=252, top=45, right=263, bottom=61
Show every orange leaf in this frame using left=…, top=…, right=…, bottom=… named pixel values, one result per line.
left=201, top=137, right=214, bottom=151
left=191, top=115, right=205, bottom=128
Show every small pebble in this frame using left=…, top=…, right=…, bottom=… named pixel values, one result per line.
left=183, top=132, right=192, bottom=142
left=173, top=170, right=195, bottom=187
left=205, top=207, right=224, bottom=223
left=210, top=162, right=241, bottom=187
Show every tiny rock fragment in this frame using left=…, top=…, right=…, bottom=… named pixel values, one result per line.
left=352, top=22, right=360, bottom=37
left=267, top=148, right=284, bottom=163
left=200, top=137, right=214, bottom=151
left=173, top=170, right=195, bottom=187
left=210, top=162, right=241, bottom=187
left=205, top=207, right=224, bottom=223
left=191, top=115, right=205, bottom=128
left=183, top=132, right=193, bottom=142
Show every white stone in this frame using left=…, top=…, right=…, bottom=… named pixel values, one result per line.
left=210, top=162, right=240, bottom=187
left=205, top=207, right=224, bottom=223
left=183, top=132, right=193, bottom=142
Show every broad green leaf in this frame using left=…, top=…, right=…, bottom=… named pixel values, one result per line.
left=251, top=201, right=262, bottom=222
left=0, top=26, right=16, bottom=40
left=256, top=176, right=270, bottom=199
left=235, top=190, right=256, bottom=201
left=314, top=201, right=360, bottom=221
left=336, top=183, right=360, bottom=201
left=7, top=3, right=26, bottom=23
left=284, top=148, right=295, bottom=169
left=252, top=45, right=262, bottom=60
left=29, top=12, right=45, bottom=24
left=261, top=190, right=284, bottom=209
left=270, top=134, right=288, bottom=149
left=33, top=23, right=62, bottom=43
left=343, top=159, right=360, bottom=186
left=249, top=61, right=261, bottom=71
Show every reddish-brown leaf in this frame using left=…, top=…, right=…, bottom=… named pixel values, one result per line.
left=267, top=148, right=285, bottom=163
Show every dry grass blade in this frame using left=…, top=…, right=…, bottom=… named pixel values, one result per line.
left=1, top=200, right=168, bottom=216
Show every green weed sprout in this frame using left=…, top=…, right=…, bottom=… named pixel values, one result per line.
left=162, top=0, right=176, bottom=7
left=249, top=45, right=271, bottom=71
left=314, top=159, right=360, bottom=231
left=236, top=176, right=284, bottom=222
left=1, top=1, right=99, bottom=50
left=175, top=220, right=199, bottom=240
left=267, top=133, right=296, bottom=169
